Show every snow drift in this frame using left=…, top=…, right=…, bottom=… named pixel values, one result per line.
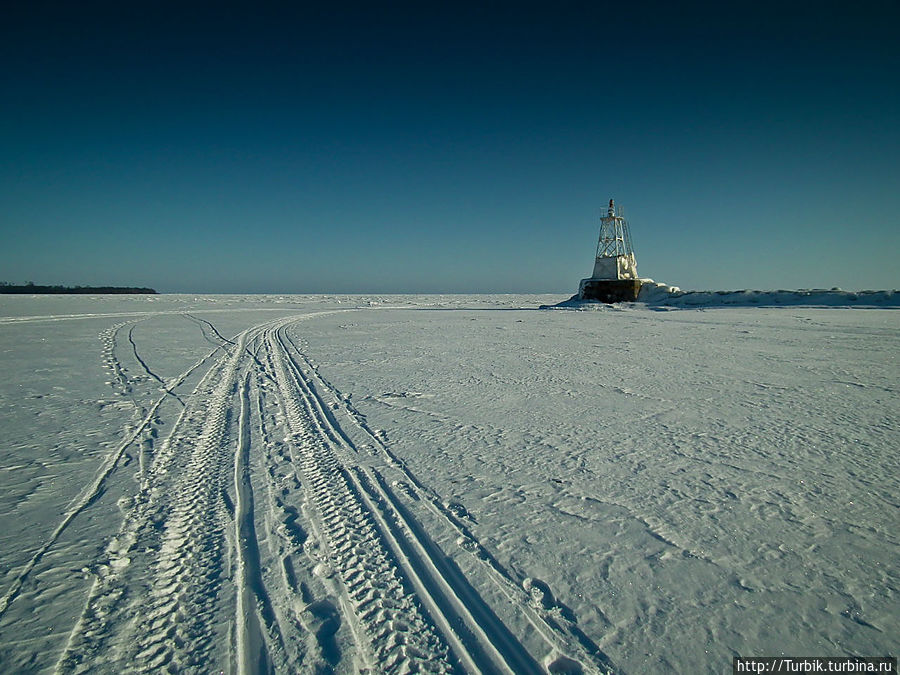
left=548, top=280, right=898, bottom=309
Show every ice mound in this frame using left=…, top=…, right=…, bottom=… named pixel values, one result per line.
left=544, top=279, right=898, bottom=309
left=649, top=285, right=898, bottom=308
left=636, top=279, right=681, bottom=303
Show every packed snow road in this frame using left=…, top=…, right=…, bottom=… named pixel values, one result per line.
left=0, top=294, right=896, bottom=674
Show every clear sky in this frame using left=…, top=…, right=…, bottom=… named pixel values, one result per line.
left=2, top=1, right=898, bottom=293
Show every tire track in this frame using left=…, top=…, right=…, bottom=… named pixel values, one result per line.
left=55, top=325, right=252, bottom=673
left=267, top=324, right=550, bottom=673
left=53, top=313, right=350, bottom=673
left=124, top=333, right=243, bottom=671
left=253, top=368, right=319, bottom=671
left=52, top=310, right=606, bottom=674
left=0, top=320, right=209, bottom=624
left=279, top=322, right=618, bottom=674
left=252, top=351, right=346, bottom=673
left=264, top=325, right=455, bottom=672
left=234, top=370, right=283, bottom=674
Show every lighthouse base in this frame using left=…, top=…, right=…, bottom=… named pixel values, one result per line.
left=577, top=278, right=643, bottom=303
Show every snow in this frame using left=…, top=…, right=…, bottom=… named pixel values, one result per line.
left=640, top=281, right=898, bottom=308
left=0, top=293, right=896, bottom=673
left=590, top=254, right=638, bottom=281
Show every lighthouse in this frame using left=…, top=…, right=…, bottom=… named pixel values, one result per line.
left=577, top=199, right=643, bottom=302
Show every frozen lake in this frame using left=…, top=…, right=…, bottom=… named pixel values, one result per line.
left=0, top=294, right=896, bottom=673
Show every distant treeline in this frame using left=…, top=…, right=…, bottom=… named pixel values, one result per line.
left=0, top=283, right=157, bottom=294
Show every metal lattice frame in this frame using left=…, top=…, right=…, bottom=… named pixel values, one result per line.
left=589, top=199, right=639, bottom=280
left=595, top=205, right=634, bottom=260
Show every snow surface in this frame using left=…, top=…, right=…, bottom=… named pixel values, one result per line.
left=0, top=293, right=896, bottom=674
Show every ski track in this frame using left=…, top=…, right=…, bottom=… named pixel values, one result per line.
left=183, top=312, right=237, bottom=349
left=35, top=312, right=612, bottom=674
left=127, top=323, right=186, bottom=406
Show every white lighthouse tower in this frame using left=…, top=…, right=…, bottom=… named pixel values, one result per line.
left=577, top=199, right=643, bottom=302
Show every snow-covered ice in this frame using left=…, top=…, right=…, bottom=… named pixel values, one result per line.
left=0, top=293, right=896, bottom=673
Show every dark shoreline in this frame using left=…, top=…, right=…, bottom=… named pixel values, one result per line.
left=0, top=285, right=157, bottom=294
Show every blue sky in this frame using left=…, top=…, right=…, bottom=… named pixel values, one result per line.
left=2, top=1, right=898, bottom=292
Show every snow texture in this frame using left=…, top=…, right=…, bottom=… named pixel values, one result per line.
left=0, top=293, right=896, bottom=674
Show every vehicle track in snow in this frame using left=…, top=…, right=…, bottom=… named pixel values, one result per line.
left=50, top=312, right=611, bottom=674
left=56, top=321, right=251, bottom=672
left=0, top=318, right=202, bottom=622
left=277, top=326, right=616, bottom=675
